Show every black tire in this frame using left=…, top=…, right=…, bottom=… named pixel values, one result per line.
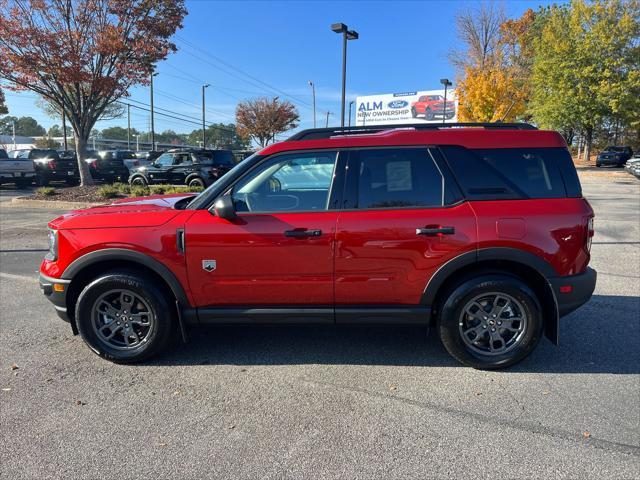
left=15, top=179, right=31, bottom=189
left=75, top=271, right=176, bottom=363
left=66, top=178, right=79, bottom=187
left=438, top=274, right=544, bottom=370
left=130, top=176, right=148, bottom=187
left=596, top=163, right=601, bottom=167
left=411, top=107, right=417, bottom=118
left=187, top=177, right=205, bottom=188
left=425, top=108, right=435, bottom=120
left=35, top=173, right=49, bottom=187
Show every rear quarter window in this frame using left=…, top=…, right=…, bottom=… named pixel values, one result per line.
left=440, top=146, right=577, bottom=200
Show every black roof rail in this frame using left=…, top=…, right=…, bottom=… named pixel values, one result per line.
left=287, top=122, right=538, bottom=141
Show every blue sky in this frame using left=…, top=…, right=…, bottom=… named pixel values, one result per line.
left=3, top=0, right=557, bottom=136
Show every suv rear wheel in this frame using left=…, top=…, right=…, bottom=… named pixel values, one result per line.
left=130, top=176, right=148, bottom=186
left=75, top=271, right=175, bottom=363
left=188, top=177, right=205, bottom=188
left=438, top=274, right=543, bottom=369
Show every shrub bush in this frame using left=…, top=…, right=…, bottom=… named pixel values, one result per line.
left=98, top=185, right=120, bottom=199
left=36, top=187, right=56, bottom=196
left=129, top=185, right=150, bottom=197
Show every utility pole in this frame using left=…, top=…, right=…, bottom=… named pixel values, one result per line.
left=202, top=84, right=210, bottom=149
left=325, top=111, right=330, bottom=128
left=150, top=72, right=157, bottom=150
left=127, top=104, right=131, bottom=150
left=12, top=120, right=16, bottom=150
left=62, top=105, right=68, bottom=151
left=308, top=80, right=316, bottom=128
left=440, top=78, right=452, bottom=124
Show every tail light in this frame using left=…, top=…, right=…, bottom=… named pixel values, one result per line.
left=585, top=217, right=594, bottom=253
left=89, top=161, right=98, bottom=170
left=48, top=160, right=57, bottom=169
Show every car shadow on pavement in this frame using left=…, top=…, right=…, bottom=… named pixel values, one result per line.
left=147, top=294, right=639, bottom=374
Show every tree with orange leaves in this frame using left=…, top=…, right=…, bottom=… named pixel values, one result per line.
left=0, top=0, right=187, bottom=185
left=236, top=97, right=299, bottom=148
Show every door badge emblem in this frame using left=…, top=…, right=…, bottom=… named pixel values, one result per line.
left=202, top=260, right=217, bottom=272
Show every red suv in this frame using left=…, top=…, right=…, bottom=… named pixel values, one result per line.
left=411, top=95, right=455, bottom=120
left=39, top=123, right=596, bottom=369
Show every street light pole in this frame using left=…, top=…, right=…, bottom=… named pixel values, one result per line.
left=308, top=80, right=316, bottom=128
left=348, top=101, right=354, bottom=128
left=150, top=72, right=157, bottom=150
left=202, top=84, right=210, bottom=149
left=12, top=120, right=16, bottom=150
left=325, top=111, right=330, bottom=128
left=331, top=23, right=359, bottom=128
left=440, top=78, right=452, bottom=124
left=127, top=103, right=131, bottom=150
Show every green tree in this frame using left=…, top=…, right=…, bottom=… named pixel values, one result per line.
left=48, top=125, right=62, bottom=137
left=529, top=0, right=640, bottom=162
left=0, top=87, right=7, bottom=115
left=101, top=126, right=136, bottom=141
left=187, top=123, right=249, bottom=149
left=0, top=116, right=46, bottom=136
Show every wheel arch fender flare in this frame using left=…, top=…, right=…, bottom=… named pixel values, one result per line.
left=421, top=248, right=559, bottom=344
left=184, top=173, right=205, bottom=185
left=62, top=248, right=191, bottom=308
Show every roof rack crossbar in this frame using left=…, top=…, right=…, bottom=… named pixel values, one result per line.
left=287, top=122, right=537, bottom=141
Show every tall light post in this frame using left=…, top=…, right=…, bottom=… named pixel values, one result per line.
left=308, top=80, right=316, bottom=128
left=325, top=111, right=331, bottom=128
left=202, top=84, right=210, bottom=148
left=150, top=71, right=158, bottom=150
left=127, top=103, right=131, bottom=150
left=61, top=102, right=68, bottom=151
left=440, top=78, right=452, bottom=124
left=331, top=23, right=359, bottom=128
left=348, top=100, right=354, bottom=128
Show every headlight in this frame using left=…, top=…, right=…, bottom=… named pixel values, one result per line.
left=46, top=229, right=58, bottom=261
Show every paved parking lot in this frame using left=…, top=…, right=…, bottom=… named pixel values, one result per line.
left=1, top=174, right=639, bottom=479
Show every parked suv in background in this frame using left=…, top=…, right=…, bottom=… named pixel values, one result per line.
left=10, top=148, right=79, bottom=186
left=1, top=148, right=35, bottom=188
left=40, top=123, right=596, bottom=369
left=596, top=146, right=633, bottom=167
left=128, top=148, right=235, bottom=188
left=411, top=95, right=455, bottom=120
left=84, top=150, right=131, bottom=183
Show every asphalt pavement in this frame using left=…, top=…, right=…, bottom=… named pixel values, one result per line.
left=0, top=174, right=639, bottom=479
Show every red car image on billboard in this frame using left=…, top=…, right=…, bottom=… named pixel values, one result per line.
left=356, top=89, right=457, bottom=126
left=411, top=94, right=455, bottom=120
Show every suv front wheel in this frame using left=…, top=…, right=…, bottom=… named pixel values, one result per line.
left=75, top=271, right=175, bottom=363
left=438, top=274, right=543, bottom=369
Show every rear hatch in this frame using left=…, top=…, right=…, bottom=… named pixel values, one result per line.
left=95, top=152, right=128, bottom=172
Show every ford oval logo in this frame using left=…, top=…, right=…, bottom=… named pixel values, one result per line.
left=388, top=100, right=408, bottom=109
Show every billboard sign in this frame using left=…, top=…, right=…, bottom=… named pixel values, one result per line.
left=355, top=89, right=457, bottom=126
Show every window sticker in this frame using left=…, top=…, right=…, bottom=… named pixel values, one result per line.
left=386, top=161, right=412, bottom=191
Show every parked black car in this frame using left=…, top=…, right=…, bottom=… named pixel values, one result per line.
left=596, top=146, right=633, bottom=167
left=128, top=148, right=235, bottom=187
left=9, top=148, right=79, bottom=186
left=85, top=150, right=132, bottom=183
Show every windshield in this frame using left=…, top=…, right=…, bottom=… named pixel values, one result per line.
left=605, top=146, right=625, bottom=152
left=31, top=149, right=60, bottom=160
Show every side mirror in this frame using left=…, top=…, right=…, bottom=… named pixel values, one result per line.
left=213, top=194, right=237, bottom=220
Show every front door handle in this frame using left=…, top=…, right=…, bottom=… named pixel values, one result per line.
left=284, top=229, right=322, bottom=238
left=416, top=226, right=455, bottom=236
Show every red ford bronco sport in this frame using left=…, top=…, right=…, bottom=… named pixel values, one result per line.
left=40, top=123, right=596, bottom=369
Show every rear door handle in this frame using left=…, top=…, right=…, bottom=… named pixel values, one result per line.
left=284, top=229, right=322, bottom=238
left=416, top=226, right=455, bottom=236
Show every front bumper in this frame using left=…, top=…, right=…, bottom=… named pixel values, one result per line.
left=39, top=273, right=71, bottom=323
left=549, top=267, right=597, bottom=317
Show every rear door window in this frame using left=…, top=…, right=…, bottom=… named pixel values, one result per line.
left=347, top=148, right=445, bottom=209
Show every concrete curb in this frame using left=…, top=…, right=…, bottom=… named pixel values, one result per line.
left=8, top=196, right=104, bottom=210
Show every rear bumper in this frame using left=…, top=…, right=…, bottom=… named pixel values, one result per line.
left=39, top=273, right=71, bottom=323
left=0, top=172, right=35, bottom=179
left=549, top=267, right=597, bottom=317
